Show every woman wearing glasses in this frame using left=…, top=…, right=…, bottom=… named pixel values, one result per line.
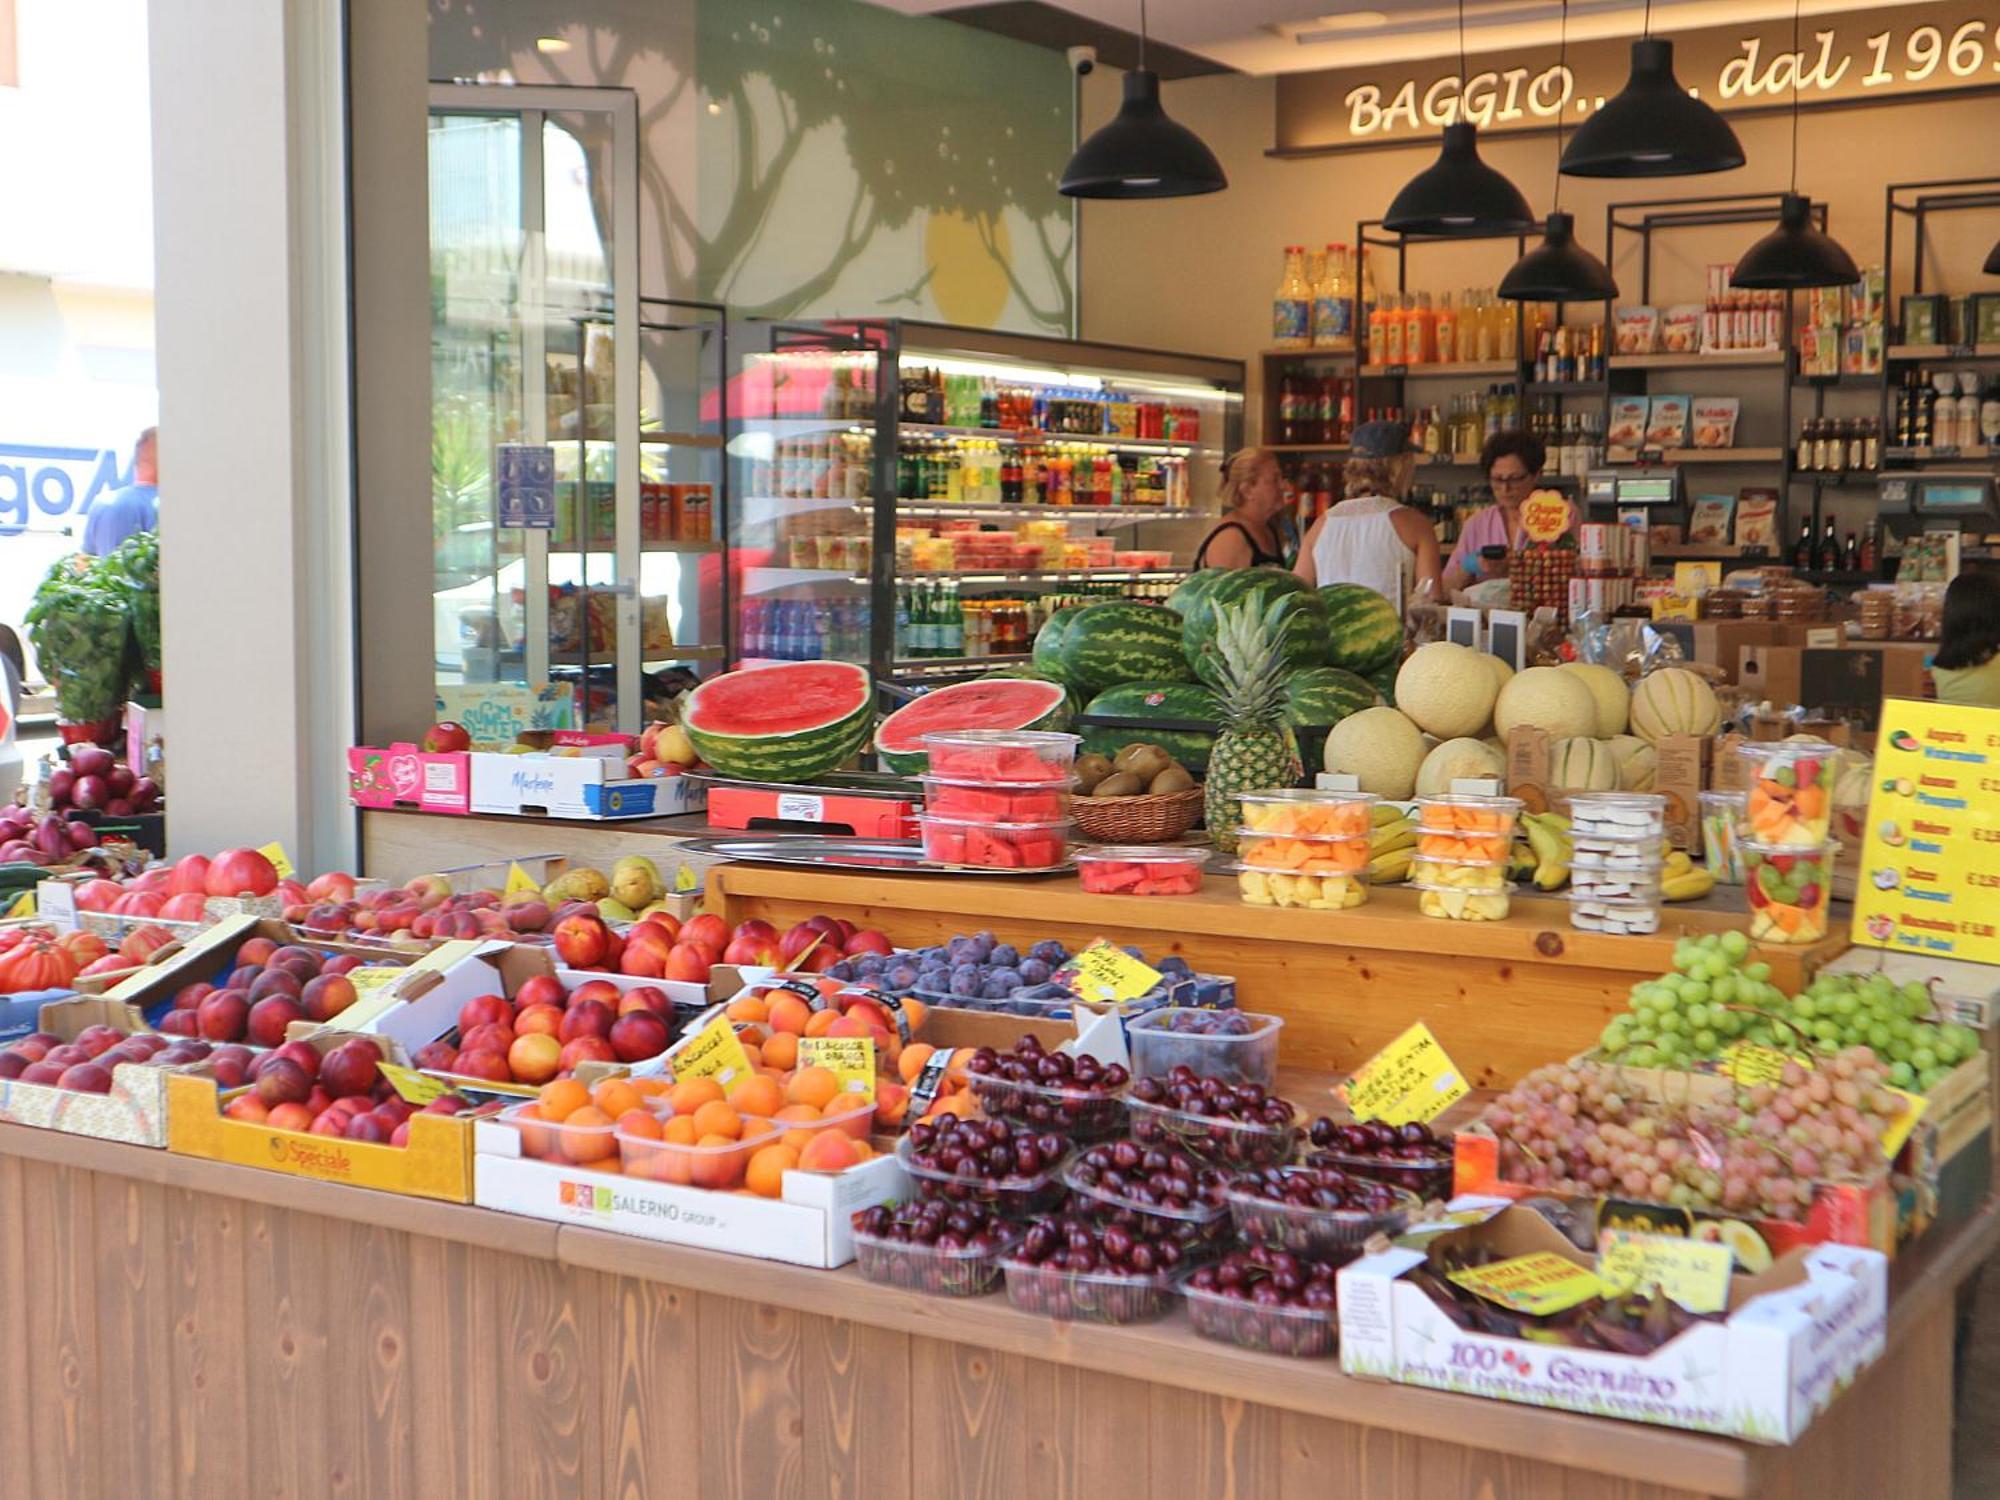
left=1440, top=430, right=1574, bottom=594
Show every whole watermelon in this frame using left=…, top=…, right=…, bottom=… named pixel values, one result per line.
left=1366, top=658, right=1400, bottom=707
left=1182, top=570, right=1326, bottom=686
left=981, top=664, right=1080, bottom=716
left=1283, top=666, right=1379, bottom=772
left=1179, top=568, right=1305, bottom=658
left=1031, top=606, right=1087, bottom=684
left=1077, top=682, right=1219, bottom=774
left=1319, top=583, right=1404, bottom=674
left=1167, top=568, right=1234, bottom=618
left=1056, top=602, right=1190, bottom=698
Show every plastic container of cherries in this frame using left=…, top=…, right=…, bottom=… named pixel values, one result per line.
left=1124, top=1067, right=1299, bottom=1168
left=952, top=1035, right=1129, bottom=1140
left=1223, top=1166, right=1418, bottom=1258
left=1303, top=1117, right=1456, bottom=1202
left=849, top=1202, right=1023, bottom=1298
left=894, top=1114, right=1071, bottom=1219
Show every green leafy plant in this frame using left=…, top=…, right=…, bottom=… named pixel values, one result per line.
left=101, top=529, right=161, bottom=676
left=24, top=554, right=136, bottom=724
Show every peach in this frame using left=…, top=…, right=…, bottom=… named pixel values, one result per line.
left=512, top=974, right=567, bottom=1012
left=507, top=1033, right=563, bottom=1085
left=457, top=993, right=511, bottom=1036
left=557, top=1036, right=615, bottom=1071
left=513, top=1003, right=565, bottom=1038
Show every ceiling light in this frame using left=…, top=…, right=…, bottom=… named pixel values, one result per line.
left=1731, top=193, right=1859, bottom=289
left=1499, top=211, right=1619, bottom=302
left=1985, top=239, right=2000, bottom=275
left=535, top=37, right=571, bottom=54
left=1560, top=38, right=1743, bottom=177
left=1060, top=1, right=1226, bottom=200
left=1384, top=123, right=1534, bottom=236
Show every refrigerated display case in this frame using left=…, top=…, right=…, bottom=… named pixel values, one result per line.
left=726, top=320, right=1243, bottom=686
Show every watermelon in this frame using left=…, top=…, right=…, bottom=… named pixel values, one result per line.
left=872, top=677, right=1071, bottom=775
left=1365, top=659, right=1399, bottom=707
left=1178, top=568, right=1312, bottom=670
left=1189, top=588, right=1329, bottom=689
left=1283, top=666, right=1379, bottom=771
left=1167, top=568, right=1234, bottom=617
left=681, top=661, right=875, bottom=783
left=1056, top=602, right=1189, bottom=698
left=1318, top=583, right=1404, bottom=674
left=1077, top=682, right=1220, bottom=774
left=1031, top=606, right=1087, bottom=682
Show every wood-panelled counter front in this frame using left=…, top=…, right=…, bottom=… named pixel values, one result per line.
left=0, top=1121, right=1983, bottom=1500
left=710, top=865, right=1847, bottom=1083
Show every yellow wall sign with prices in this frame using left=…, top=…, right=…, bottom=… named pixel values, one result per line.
left=258, top=842, right=296, bottom=880
left=1343, top=1021, right=1467, bottom=1125
left=1850, top=698, right=2000, bottom=966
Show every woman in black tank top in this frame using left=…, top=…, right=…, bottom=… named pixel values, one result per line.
left=1193, top=448, right=1290, bottom=570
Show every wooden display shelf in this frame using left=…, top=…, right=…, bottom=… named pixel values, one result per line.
left=1609, top=351, right=1788, bottom=371
left=1358, top=359, right=1518, bottom=379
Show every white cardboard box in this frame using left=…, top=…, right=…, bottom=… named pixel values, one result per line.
left=468, top=748, right=702, bottom=820
left=1337, top=1203, right=1888, bottom=1443
left=472, top=1116, right=907, bottom=1267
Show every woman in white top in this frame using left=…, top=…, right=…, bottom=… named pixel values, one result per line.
left=1293, top=419, right=1441, bottom=608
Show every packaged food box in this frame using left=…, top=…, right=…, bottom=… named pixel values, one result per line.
left=1074, top=847, right=1205, bottom=896
left=1614, top=305, right=1659, bottom=354
left=1233, top=865, right=1369, bottom=911
left=1607, top=396, right=1649, bottom=449
left=1239, top=789, right=1378, bottom=838
left=1126, top=1008, right=1283, bottom=1088
left=1644, top=395, right=1690, bottom=450
left=921, top=730, right=1079, bottom=783
left=1692, top=396, right=1741, bottom=449
left=1412, top=884, right=1514, bottom=922
left=921, top=776, right=1075, bottom=823
left=1659, top=303, right=1703, bottom=353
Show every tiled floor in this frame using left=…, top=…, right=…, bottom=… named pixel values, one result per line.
left=1957, top=1260, right=1999, bottom=1498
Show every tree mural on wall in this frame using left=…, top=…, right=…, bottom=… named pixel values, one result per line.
left=428, top=0, right=1075, bottom=333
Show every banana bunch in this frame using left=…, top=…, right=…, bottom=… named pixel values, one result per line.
left=1661, top=848, right=1717, bottom=902
left=1521, top=810, right=1574, bottom=892
left=1368, top=803, right=1416, bottom=884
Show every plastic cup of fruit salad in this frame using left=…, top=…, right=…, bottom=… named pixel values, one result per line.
left=1743, top=840, right=1837, bottom=945
left=1232, top=862, right=1370, bottom=911
left=1410, top=881, right=1516, bottom=922
left=1074, top=846, right=1206, bottom=896
left=1408, top=855, right=1512, bottom=893
left=1127, top=1008, right=1283, bottom=1088
left=918, top=813, right=1069, bottom=870
left=1740, top=740, right=1837, bottom=847
left=920, top=729, right=1079, bottom=782
left=922, top=775, right=1078, bottom=822
left=1237, top=789, right=1379, bottom=838
left=1700, top=790, right=1748, bottom=884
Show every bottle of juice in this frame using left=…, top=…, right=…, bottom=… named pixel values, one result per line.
left=1382, top=292, right=1406, bottom=365
left=1312, top=244, right=1353, bottom=350
left=1359, top=250, right=1379, bottom=345
left=1273, top=246, right=1312, bottom=349
left=1366, top=297, right=1389, bottom=367
left=1433, top=292, right=1456, bottom=364
left=1404, top=292, right=1432, bottom=365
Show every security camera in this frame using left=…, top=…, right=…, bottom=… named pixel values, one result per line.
left=1067, top=45, right=1097, bottom=77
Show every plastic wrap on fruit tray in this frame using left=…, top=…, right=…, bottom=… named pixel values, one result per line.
left=1181, top=1278, right=1341, bottom=1358
left=1126, top=1008, right=1283, bottom=1087
left=892, top=1134, right=1070, bottom=1218
left=1000, top=1257, right=1178, bottom=1325
left=1408, top=856, right=1510, bottom=892
left=1566, top=791, right=1667, bottom=839
left=1126, top=1096, right=1299, bottom=1169
left=917, top=813, right=1069, bottom=870
left=952, top=1065, right=1129, bottom=1140
left=1569, top=832, right=1668, bottom=871
left=1074, top=846, right=1206, bottom=896
left=1233, top=864, right=1369, bottom=910
left=850, top=1222, right=1022, bottom=1298
left=1570, top=896, right=1663, bottom=935
left=1222, top=1172, right=1417, bottom=1257
left=1234, top=830, right=1370, bottom=876
left=921, top=775, right=1077, bottom=823
left=1237, top=789, right=1378, bottom=838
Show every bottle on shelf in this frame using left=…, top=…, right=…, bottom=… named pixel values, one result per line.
left=1859, top=523, right=1879, bottom=573
left=1814, top=520, right=1841, bottom=574
left=1795, top=418, right=1817, bottom=473
left=1312, top=244, right=1353, bottom=351
left=1273, top=246, right=1313, bottom=349
left=1312, top=372, right=1336, bottom=446
left=1792, top=519, right=1816, bottom=571
left=1433, top=292, right=1456, bottom=364
left=1381, top=292, right=1405, bottom=365
left=1358, top=250, right=1379, bottom=345
left=1842, top=531, right=1861, bottom=571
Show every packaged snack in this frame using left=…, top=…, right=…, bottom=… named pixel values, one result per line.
left=1735, top=489, right=1779, bottom=550
left=1691, top=396, right=1740, bottom=449
left=1607, top=397, right=1649, bottom=450
left=1687, top=495, right=1734, bottom=544
left=1644, top=395, right=1690, bottom=450
left=1614, top=305, right=1659, bottom=354
left=1659, top=303, right=1703, bottom=353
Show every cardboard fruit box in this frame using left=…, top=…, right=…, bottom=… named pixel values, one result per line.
left=165, top=1029, right=484, bottom=1202
left=0, top=996, right=181, bottom=1146
left=74, top=913, right=412, bottom=1016
left=471, top=1113, right=907, bottom=1268
left=1337, top=1202, right=1888, bottom=1443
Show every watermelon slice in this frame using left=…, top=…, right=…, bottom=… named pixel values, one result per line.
left=682, top=661, right=875, bottom=783
left=874, top=678, right=1070, bottom=776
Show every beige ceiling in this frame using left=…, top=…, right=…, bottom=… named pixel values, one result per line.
left=870, top=0, right=1942, bottom=74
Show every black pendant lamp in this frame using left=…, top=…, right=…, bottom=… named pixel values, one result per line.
left=1731, top=1, right=1857, bottom=289
left=1059, top=0, right=1225, bottom=199
left=1384, top=2, right=1533, bottom=235
left=1500, top=1, right=1618, bottom=302
left=1984, top=239, right=2000, bottom=275
left=1560, top=36, right=1744, bottom=177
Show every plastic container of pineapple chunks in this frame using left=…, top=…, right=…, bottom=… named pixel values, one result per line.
left=1410, top=879, right=1515, bottom=921
left=1231, top=861, right=1371, bottom=911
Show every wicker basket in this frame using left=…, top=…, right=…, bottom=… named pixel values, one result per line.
left=1070, top=785, right=1205, bottom=843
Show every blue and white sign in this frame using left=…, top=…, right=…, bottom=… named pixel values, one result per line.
left=496, top=443, right=556, bottom=530
left=0, top=442, right=128, bottom=536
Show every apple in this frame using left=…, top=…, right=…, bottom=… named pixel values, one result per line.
left=422, top=721, right=472, bottom=753
left=608, top=1011, right=670, bottom=1063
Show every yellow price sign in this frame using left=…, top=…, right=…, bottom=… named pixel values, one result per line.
left=1718, top=1042, right=1801, bottom=1088
left=1448, top=1251, right=1605, bottom=1317
left=258, top=842, right=296, bottom=881
left=504, top=862, right=540, bottom=896
left=797, top=1036, right=876, bottom=1104
left=5, top=891, right=33, bottom=919
left=669, top=1013, right=755, bottom=1095
left=1055, top=941, right=1163, bottom=1005
left=1596, top=1229, right=1734, bottom=1313
left=1343, top=1021, right=1467, bottom=1126
left=1879, top=1087, right=1929, bottom=1159
left=376, top=1061, right=451, bottom=1107
left=327, top=967, right=407, bottom=1030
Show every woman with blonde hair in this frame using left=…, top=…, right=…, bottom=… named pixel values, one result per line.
left=1293, top=420, right=1440, bottom=607
left=1192, top=447, right=1290, bottom=571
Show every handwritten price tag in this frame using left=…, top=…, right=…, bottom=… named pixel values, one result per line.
left=329, top=967, right=407, bottom=1030
left=504, top=862, right=541, bottom=896
left=669, top=1013, right=754, bottom=1094
left=1448, top=1251, right=1605, bottom=1317
left=377, top=1061, right=451, bottom=1107
left=1054, top=941, right=1163, bottom=1005
left=35, top=880, right=75, bottom=931
left=1596, top=1229, right=1734, bottom=1313
left=798, top=1036, right=876, bottom=1104
left=1343, top=1022, right=1467, bottom=1126
left=257, top=842, right=296, bottom=880
left=1718, top=1042, right=1800, bottom=1088
left=1879, top=1087, right=1929, bottom=1159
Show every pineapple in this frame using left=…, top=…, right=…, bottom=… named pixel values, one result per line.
left=1204, top=598, right=1303, bottom=853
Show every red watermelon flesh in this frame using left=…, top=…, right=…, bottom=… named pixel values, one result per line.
left=925, top=782, right=1071, bottom=821
left=875, top=679, right=1070, bottom=776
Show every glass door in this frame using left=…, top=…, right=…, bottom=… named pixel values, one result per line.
left=426, top=85, right=643, bottom=731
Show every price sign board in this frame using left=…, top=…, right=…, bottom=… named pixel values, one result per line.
left=1343, top=1022, right=1467, bottom=1126
left=1053, top=941, right=1163, bottom=1005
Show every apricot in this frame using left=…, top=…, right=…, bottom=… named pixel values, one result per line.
left=690, top=1136, right=745, bottom=1190
left=797, top=1132, right=861, bottom=1173
left=668, top=1077, right=725, bottom=1116
left=724, top=994, right=769, bottom=1025
left=730, top=1075, right=784, bottom=1119
left=590, top=1079, right=643, bottom=1121
left=897, top=1043, right=936, bottom=1085
left=663, top=1116, right=699, bottom=1146
left=513, top=1103, right=557, bottom=1159
left=803, top=1010, right=840, bottom=1039
left=787, top=1066, right=840, bottom=1112
left=559, top=1106, right=618, bottom=1164
left=617, top=1109, right=662, bottom=1140
left=745, top=1143, right=798, bottom=1199
left=538, top=1078, right=590, bottom=1121
left=690, top=1100, right=742, bottom=1140
left=761, top=1032, right=800, bottom=1072
left=766, top=995, right=812, bottom=1037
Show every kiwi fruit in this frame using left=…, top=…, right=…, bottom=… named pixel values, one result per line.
left=1091, top=771, right=1147, bottom=799
left=1113, top=743, right=1172, bottom=782
left=1072, top=752, right=1115, bottom=793
left=1148, top=765, right=1194, bottom=795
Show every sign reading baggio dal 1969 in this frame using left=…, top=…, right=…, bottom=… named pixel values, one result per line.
left=1276, top=1, right=2000, bottom=153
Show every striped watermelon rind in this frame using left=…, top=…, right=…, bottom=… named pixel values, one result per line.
left=1189, top=588, right=1330, bottom=688
left=1057, top=602, right=1190, bottom=698
left=1283, top=666, right=1379, bottom=772
left=1365, top=658, right=1399, bottom=707
left=1178, top=568, right=1310, bottom=670
left=1031, top=606, right=1087, bottom=683
left=1076, top=681, right=1220, bottom=774
left=1167, top=568, right=1234, bottom=617
left=682, top=661, right=876, bottom=783
left=873, top=677, right=1071, bottom=776
left=1319, top=583, right=1404, bottom=674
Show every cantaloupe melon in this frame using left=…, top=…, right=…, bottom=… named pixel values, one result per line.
left=1629, top=667, right=1722, bottom=743
left=1323, top=707, right=1427, bottom=799
left=1605, top=734, right=1658, bottom=791
left=1560, top=662, right=1630, bottom=737
left=1550, top=736, right=1619, bottom=791
left=1493, top=667, right=1598, bottom=742
left=1483, top=654, right=1515, bottom=695
left=1414, top=736, right=1508, bottom=797
left=1394, top=641, right=1499, bottom=740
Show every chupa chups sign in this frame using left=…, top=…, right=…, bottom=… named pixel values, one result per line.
left=1277, top=2, right=2000, bottom=153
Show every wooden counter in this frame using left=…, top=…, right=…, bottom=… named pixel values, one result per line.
left=711, top=865, right=1847, bottom=1083
left=0, top=1120, right=1983, bottom=1500
left=360, top=806, right=711, bottom=884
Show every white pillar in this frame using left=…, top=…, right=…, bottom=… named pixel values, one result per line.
left=149, top=0, right=355, bottom=869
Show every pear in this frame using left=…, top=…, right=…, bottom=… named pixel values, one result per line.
left=655, top=723, right=696, bottom=766
left=596, top=897, right=639, bottom=924
left=542, top=866, right=609, bottom=904
left=610, top=854, right=662, bottom=911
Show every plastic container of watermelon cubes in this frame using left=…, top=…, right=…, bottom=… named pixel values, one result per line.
left=921, top=730, right=1079, bottom=784
left=922, top=776, right=1078, bottom=823
left=1075, top=846, right=1206, bottom=896
left=918, top=813, right=1070, bottom=870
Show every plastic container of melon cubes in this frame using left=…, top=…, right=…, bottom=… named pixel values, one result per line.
left=918, top=814, right=1070, bottom=870
left=922, top=775, right=1077, bottom=823
left=921, top=730, right=1079, bottom=784
left=1413, top=795, right=1522, bottom=862
left=1411, top=881, right=1515, bottom=922
left=1740, top=740, right=1837, bottom=847
left=1237, top=789, right=1378, bottom=839
left=1743, top=841, right=1836, bottom=945
left=1233, top=830, right=1370, bottom=876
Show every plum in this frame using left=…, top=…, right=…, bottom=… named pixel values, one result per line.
left=886, top=963, right=920, bottom=990
left=1158, top=955, right=1193, bottom=977
left=985, top=967, right=1022, bottom=993
left=989, top=943, right=1020, bottom=969
left=1017, top=958, right=1052, bottom=985
left=1029, top=940, right=1067, bottom=966
left=826, top=960, right=856, bottom=982
left=949, top=968, right=981, bottom=998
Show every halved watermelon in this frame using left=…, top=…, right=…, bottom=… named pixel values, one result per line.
left=681, top=661, right=875, bottom=783
left=872, top=677, right=1070, bottom=776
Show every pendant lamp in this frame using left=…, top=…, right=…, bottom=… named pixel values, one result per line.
left=1059, top=0, right=1225, bottom=199
left=1384, top=3, right=1533, bottom=235
left=1560, top=36, right=1744, bottom=177
left=1731, top=1, right=1857, bottom=289
left=1985, top=239, right=2000, bottom=275
left=1499, top=1, right=1618, bottom=302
